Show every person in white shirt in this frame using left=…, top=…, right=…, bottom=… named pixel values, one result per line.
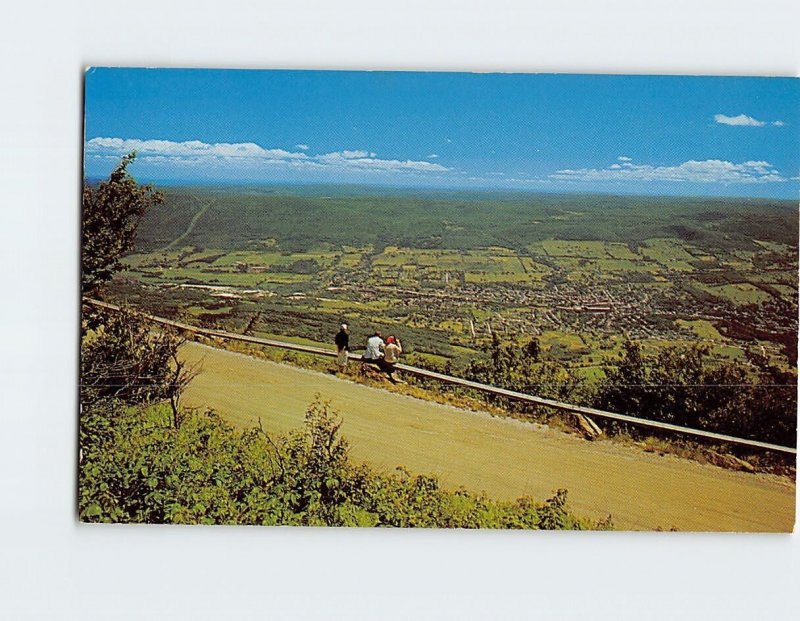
left=363, top=331, right=385, bottom=363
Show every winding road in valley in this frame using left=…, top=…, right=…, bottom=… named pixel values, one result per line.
left=163, top=196, right=215, bottom=251
left=180, top=342, right=796, bottom=531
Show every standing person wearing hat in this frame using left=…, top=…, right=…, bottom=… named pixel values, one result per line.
left=334, top=323, right=350, bottom=372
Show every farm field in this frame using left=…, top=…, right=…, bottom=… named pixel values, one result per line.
left=110, top=185, right=798, bottom=382
left=179, top=342, right=796, bottom=532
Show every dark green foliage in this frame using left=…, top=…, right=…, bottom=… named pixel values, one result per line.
left=81, top=307, right=188, bottom=410
left=595, top=341, right=796, bottom=447
left=593, top=341, right=647, bottom=420
left=525, top=337, right=541, bottom=362
left=462, top=334, right=590, bottom=406
left=133, top=186, right=798, bottom=254
left=80, top=304, right=199, bottom=435
left=79, top=398, right=606, bottom=529
left=80, top=401, right=275, bottom=524
left=450, top=333, right=795, bottom=448
left=82, top=153, right=163, bottom=294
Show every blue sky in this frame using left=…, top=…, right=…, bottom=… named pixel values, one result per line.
left=84, top=69, right=800, bottom=198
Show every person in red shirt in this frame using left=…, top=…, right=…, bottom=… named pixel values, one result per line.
left=380, top=335, right=403, bottom=382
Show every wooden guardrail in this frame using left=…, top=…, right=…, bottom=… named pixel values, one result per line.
left=83, top=298, right=797, bottom=455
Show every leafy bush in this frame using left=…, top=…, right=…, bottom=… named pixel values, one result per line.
left=595, top=341, right=796, bottom=447
left=458, top=333, right=591, bottom=420
left=79, top=397, right=609, bottom=529
left=81, top=307, right=194, bottom=423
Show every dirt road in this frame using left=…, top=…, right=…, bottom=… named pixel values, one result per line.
left=163, top=196, right=214, bottom=250
left=180, top=342, right=796, bottom=531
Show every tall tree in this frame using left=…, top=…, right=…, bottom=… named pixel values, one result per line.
left=81, top=152, right=163, bottom=295
left=80, top=154, right=195, bottom=427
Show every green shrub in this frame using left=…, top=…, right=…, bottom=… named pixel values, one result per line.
left=79, top=397, right=610, bottom=529
left=595, top=341, right=796, bottom=447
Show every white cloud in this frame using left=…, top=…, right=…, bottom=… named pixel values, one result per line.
left=550, top=157, right=788, bottom=184
left=295, top=143, right=310, bottom=150
left=316, top=150, right=449, bottom=173
left=427, top=153, right=438, bottom=159
left=337, top=150, right=370, bottom=159
left=713, top=113, right=785, bottom=127
left=466, top=175, right=550, bottom=186
left=86, top=137, right=308, bottom=160
left=617, top=156, right=632, bottom=162
left=85, top=137, right=450, bottom=175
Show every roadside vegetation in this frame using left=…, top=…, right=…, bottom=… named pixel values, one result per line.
left=80, top=155, right=606, bottom=529
left=203, top=330, right=795, bottom=476
left=80, top=395, right=608, bottom=529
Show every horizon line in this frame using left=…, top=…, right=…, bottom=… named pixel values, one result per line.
left=84, top=175, right=800, bottom=203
